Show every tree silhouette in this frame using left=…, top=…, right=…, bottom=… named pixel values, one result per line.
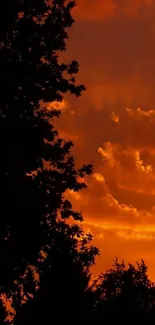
left=0, top=0, right=99, bottom=322
left=2, top=1, right=155, bottom=323
left=92, top=259, right=155, bottom=324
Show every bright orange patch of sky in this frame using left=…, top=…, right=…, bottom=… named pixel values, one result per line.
left=57, top=0, right=155, bottom=280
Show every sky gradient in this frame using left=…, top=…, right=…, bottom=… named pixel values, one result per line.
left=57, top=0, right=155, bottom=279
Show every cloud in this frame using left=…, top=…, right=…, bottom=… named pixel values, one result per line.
left=98, top=142, right=155, bottom=208
left=74, top=0, right=117, bottom=20
left=74, top=0, right=154, bottom=21
left=111, top=112, right=119, bottom=123
left=57, top=0, right=155, bottom=279
left=68, top=165, right=152, bottom=228
left=93, top=173, right=105, bottom=183
left=114, top=108, right=155, bottom=148
left=47, top=100, right=67, bottom=111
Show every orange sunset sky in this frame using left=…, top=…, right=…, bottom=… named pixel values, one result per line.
left=57, top=0, right=155, bottom=279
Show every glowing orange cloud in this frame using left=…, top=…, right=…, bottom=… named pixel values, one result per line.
left=57, top=0, right=155, bottom=279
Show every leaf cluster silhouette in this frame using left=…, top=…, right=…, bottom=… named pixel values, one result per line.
left=0, top=0, right=155, bottom=324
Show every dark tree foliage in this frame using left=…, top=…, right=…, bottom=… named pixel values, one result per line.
left=92, top=259, right=155, bottom=324
left=0, top=0, right=99, bottom=322
left=13, top=226, right=98, bottom=324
